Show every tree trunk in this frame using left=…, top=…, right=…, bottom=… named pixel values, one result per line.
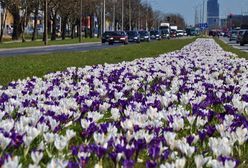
left=71, top=23, right=75, bottom=39
left=61, top=16, right=67, bottom=40
left=32, top=6, right=39, bottom=41
left=51, top=12, right=57, bottom=41
left=11, top=7, right=22, bottom=40
left=0, top=9, right=7, bottom=43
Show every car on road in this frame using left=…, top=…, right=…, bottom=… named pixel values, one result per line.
left=170, top=29, right=177, bottom=38
left=240, top=30, right=248, bottom=46
left=101, top=31, right=113, bottom=43
left=236, top=29, right=247, bottom=44
left=108, top=31, right=128, bottom=45
left=160, top=29, right=170, bottom=39
left=150, top=30, right=161, bottom=40
left=229, top=29, right=238, bottom=41
left=176, top=30, right=184, bottom=37
left=139, top=31, right=150, bottom=42
left=126, top=31, right=140, bottom=43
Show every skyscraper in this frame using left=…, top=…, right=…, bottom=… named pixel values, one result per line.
left=207, top=0, right=219, bottom=28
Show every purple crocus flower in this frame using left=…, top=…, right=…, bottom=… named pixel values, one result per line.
left=146, top=160, right=157, bottom=168
left=123, top=159, right=135, bottom=168
left=148, top=146, right=160, bottom=159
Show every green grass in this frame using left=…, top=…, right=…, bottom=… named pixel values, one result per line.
left=0, top=38, right=195, bottom=86
left=214, top=38, right=248, bottom=59
left=0, top=38, right=100, bottom=49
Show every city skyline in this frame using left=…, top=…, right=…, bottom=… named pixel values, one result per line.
left=150, top=0, right=248, bottom=25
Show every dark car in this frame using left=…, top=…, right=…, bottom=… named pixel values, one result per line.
left=229, top=30, right=238, bottom=41
left=126, top=31, right=140, bottom=43
left=139, top=31, right=150, bottom=42
left=101, top=31, right=113, bottom=43
left=160, top=29, right=170, bottom=39
left=108, top=31, right=128, bottom=45
left=170, top=29, right=177, bottom=38
left=236, top=29, right=247, bottom=44
left=150, top=30, right=161, bottom=40
left=240, top=30, right=248, bottom=46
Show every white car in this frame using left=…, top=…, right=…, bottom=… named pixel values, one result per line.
left=177, top=30, right=184, bottom=37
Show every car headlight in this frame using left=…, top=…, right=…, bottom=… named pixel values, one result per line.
left=134, top=37, right=138, bottom=39
left=110, top=37, right=114, bottom=40
left=145, top=36, right=149, bottom=38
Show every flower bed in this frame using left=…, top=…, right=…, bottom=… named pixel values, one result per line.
left=0, top=39, right=247, bottom=168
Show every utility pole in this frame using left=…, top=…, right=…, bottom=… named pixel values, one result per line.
left=113, top=0, right=117, bottom=31
left=100, top=2, right=103, bottom=35
left=79, top=0, right=82, bottom=43
left=202, top=0, right=205, bottom=23
left=121, top=0, right=124, bottom=31
left=146, top=0, right=148, bottom=31
left=129, top=0, right=131, bottom=30
left=44, top=0, right=48, bottom=45
left=103, top=0, right=106, bottom=32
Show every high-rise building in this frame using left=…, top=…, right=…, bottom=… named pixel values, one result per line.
left=207, top=0, right=219, bottom=28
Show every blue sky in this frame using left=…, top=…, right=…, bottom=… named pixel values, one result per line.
left=149, top=0, right=248, bottom=25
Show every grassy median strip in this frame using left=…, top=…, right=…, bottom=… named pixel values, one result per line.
left=0, top=38, right=100, bottom=49
left=215, top=38, right=248, bottom=59
left=0, top=38, right=195, bottom=86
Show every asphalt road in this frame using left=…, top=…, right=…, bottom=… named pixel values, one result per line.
left=0, top=42, right=119, bottom=57
left=0, top=37, right=193, bottom=57
left=220, top=37, right=248, bottom=53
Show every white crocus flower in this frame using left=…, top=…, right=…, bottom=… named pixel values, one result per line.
left=121, top=119, right=134, bottom=130
left=87, top=111, right=104, bottom=122
left=160, top=163, right=175, bottom=168
left=28, top=164, right=40, bottom=168
left=0, top=134, right=11, bottom=150
left=164, top=132, right=177, bottom=149
left=2, top=156, right=22, bottom=168
left=54, top=135, right=68, bottom=151
left=194, top=155, right=210, bottom=168
left=93, top=132, right=109, bottom=148
left=224, top=160, right=236, bottom=168
left=110, top=108, right=121, bottom=121
left=81, top=119, right=91, bottom=129
left=31, top=151, right=43, bottom=164
left=174, top=157, right=186, bottom=168
left=208, top=137, right=232, bottom=157
left=0, top=119, right=14, bottom=132
left=65, top=129, right=76, bottom=141
left=207, top=159, right=223, bottom=168
left=175, top=138, right=195, bottom=157
left=78, top=151, right=91, bottom=159
left=43, top=132, right=55, bottom=144
left=235, top=127, right=248, bottom=145
left=170, top=117, right=184, bottom=131
left=47, top=158, right=68, bottom=168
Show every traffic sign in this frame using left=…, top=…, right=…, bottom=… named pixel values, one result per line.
left=198, top=23, right=208, bottom=29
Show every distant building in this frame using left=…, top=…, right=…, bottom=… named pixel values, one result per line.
left=220, top=18, right=227, bottom=28
left=226, top=14, right=248, bottom=29
left=207, top=0, right=219, bottom=29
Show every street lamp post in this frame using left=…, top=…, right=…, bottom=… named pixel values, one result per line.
left=121, top=0, right=124, bottom=31
left=146, top=0, right=148, bottom=31
left=103, top=0, right=106, bottom=32
left=44, top=0, right=48, bottom=45
left=113, top=0, right=117, bottom=31
left=129, top=0, right=131, bottom=30
left=79, top=0, right=82, bottom=43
